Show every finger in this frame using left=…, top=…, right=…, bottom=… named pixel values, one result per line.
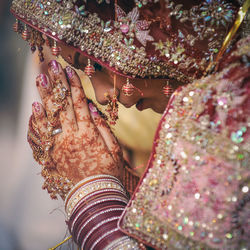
left=27, top=114, right=42, bottom=153
left=32, top=101, right=48, bottom=138
left=36, top=73, right=53, bottom=109
left=65, top=66, right=94, bottom=131
left=28, top=114, right=41, bottom=144
left=36, top=74, right=60, bottom=127
left=48, top=60, right=77, bottom=133
left=88, top=102, right=123, bottom=165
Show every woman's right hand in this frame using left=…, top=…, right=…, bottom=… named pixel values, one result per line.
left=28, top=60, right=123, bottom=199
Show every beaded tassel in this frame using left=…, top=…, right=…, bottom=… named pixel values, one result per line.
left=29, top=30, right=36, bottom=53
left=36, top=31, right=45, bottom=62
left=163, top=81, right=173, bottom=97
left=13, top=19, right=19, bottom=33
left=51, top=40, right=61, bottom=57
left=84, top=59, right=95, bottom=77
left=22, top=24, right=30, bottom=41
left=122, top=78, right=135, bottom=96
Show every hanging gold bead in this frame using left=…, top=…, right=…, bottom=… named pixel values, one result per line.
left=13, top=19, right=19, bottom=33
left=163, top=81, right=173, bottom=97
left=122, top=78, right=135, bottom=96
left=22, top=25, right=30, bottom=41
left=51, top=40, right=61, bottom=57
left=84, top=59, right=95, bottom=77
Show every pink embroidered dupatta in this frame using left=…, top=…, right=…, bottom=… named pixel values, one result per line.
left=119, top=36, right=250, bottom=250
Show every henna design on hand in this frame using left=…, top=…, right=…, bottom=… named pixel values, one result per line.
left=29, top=61, right=124, bottom=195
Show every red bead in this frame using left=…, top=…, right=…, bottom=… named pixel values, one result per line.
left=122, top=79, right=134, bottom=96
left=84, top=64, right=95, bottom=77
left=51, top=45, right=61, bottom=57
left=163, top=83, right=173, bottom=97
left=22, top=29, right=30, bottom=41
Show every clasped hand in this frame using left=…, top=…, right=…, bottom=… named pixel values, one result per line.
left=28, top=60, right=123, bottom=199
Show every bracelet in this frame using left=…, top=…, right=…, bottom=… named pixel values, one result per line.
left=69, top=190, right=126, bottom=230
left=66, top=176, right=123, bottom=211
left=69, top=197, right=127, bottom=239
left=89, top=228, right=123, bottom=250
left=104, top=235, right=140, bottom=250
left=67, top=186, right=128, bottom=220
left=70, top=198, right=126, bottom=235
left=65, top=174, right=122, bottom=207
left=65, top=175, right=126, bottom=218
left=79, top=216, right=120, bottom=247
left=88, top=225, right=123, bottom=250
left=65, top=174, right=139, bottom=249
left=71, top=206, right=124, bottom=234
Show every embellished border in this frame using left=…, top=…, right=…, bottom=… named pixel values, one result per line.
left=118, top=44, right=250, bottom=248
left=11, top=0, right=195, bottom=82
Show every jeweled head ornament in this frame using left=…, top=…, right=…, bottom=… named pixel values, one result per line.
left=11, top=0, right=238, bottom=83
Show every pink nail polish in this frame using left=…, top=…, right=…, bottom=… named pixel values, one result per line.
left=36, top=74, right=48, bottom=88
left=49, top=60, right=59, bottom=74
left=32, top=102, right=40, bottom=113
left=38, top=74, right=48, bottom=88
left=89, top=102, right=98, bottom=116
left=66, top=66, right=73, bottom=78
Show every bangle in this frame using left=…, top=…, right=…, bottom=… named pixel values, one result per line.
left=69, top=188, right=128, bottom=220
left=79, top=216, right=120, bottom=247
left=103, top=235, right=140, bottom=250
left=65, top=175, right=139, bottom=249
left=70, top=199, right=126, bottom=236
left=65, top=174, right=123, bottom=207
left=69, top=190, right=126, bottom=228
left=69, top=197, right=127, bottom=239
left=65, top=175, right=126, bottom=218
left=88, top=226, right=123, bottom=250
left=90, top=228, right=119, bottom=250
left=66, top=177, right=123, bottom=212
left=71, top=206, right=124, bottom=234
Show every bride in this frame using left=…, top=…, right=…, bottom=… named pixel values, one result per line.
left=11, top=0, right=249, bottom=249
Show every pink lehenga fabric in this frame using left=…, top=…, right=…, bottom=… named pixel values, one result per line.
left=119, top=36, right=250, bottom=250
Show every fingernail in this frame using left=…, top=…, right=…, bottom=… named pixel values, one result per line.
left=32, top=102, right=40, bottom=113
left=66, top=66, right=73, bottom=79
left=49, top=60, right=59, bottom=74
left=89, top=102, right=98, bottom=116
left=37, top=74, right=48, bottom=88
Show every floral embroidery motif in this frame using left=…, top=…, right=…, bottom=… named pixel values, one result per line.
left=115, top=4, right=154, bottom=46
left=165, top=0, right=235, bottom=51
left=153, top=39, right=186, bottom=65
left=11, top=0, right=236, bottom=81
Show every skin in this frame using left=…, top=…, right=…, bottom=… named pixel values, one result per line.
left=59, top=42, right=183, bottom=113
left=31, top=61, right=123, bottom=188
left=29, top=44, right=183, bottom=197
